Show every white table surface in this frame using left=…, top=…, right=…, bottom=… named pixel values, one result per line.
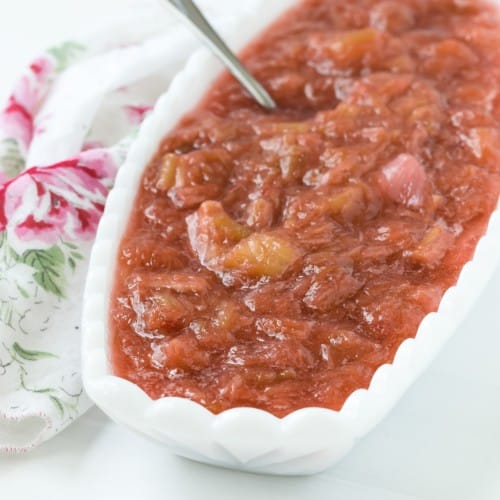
left=1, top=1, right=500, bottom=499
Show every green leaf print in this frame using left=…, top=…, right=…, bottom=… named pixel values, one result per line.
left=0, top=138, right=25, bottom=178
left=12, top=342, right=58, bottom=362
left=48, top=41, right=85, bottom=73
left=70, top=251, right=83, bottom=261
left=0, top=300, right=14, bottom=329
left=15, top=283, right=30, bottom=299
left=49, top=396, right=65, bottom=418
left=67, top=257, right=76, bottom=271
left=61, top=241, right=84, bottom=274
left=21, top=246, right=67, bottom=298
left=61, top=241, right=79, bottom=251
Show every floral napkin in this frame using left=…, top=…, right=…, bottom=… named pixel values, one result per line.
left=0, top=0, right=262, bottom=453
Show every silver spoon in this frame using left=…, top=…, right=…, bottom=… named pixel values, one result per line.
left=162, top=0, right=277, bottom=110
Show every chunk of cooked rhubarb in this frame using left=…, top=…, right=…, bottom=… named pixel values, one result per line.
left=377, top=153, right=428, bottom=209
left=255, top=317, right=314, bottom=341
left=260, top=132, right=323, bottom=183
left=254, top=121, right=311, bottom=135
left=156, top=154, right=179, bottom=191
left=409, top=222, right=455, bottom=268
left=121, top=239, right=186, bottom=269
left=317, top=102, right=393, bottom=139
left=140, top=291, right=189, bottom=331
left=168, top=184, right=221, bottom=209
left=243, top=279, right=308, bottom=316
left=214, top=300, right=247, bottom=332
left=408, top=104, right=443, bottom=135
left=390, top=81, right=442, bottom=118
left=316, top=328, right=380, bottom=367
left=202, top=301, right=254, bottom=347
left=129, top=271, right=209, bottom=296
left=461, top=127, right=500, bottom=169
left=187, top=201, right=251, bottom=269
left=420, top=39, right=479, bottom=77
left=325, top=184, right=366, bottom=222
left=223, top=233, right=302, bottom=278
left=214, top=201, right=251, bottom=241
left=450, top=82, right=496, bottom=108
left=303, top=267, right=364, bottom=312
left=145, top=272, right=210, bottom=294
left=279, top=145, right=309, bottom=183
left=307, top=144, right=380, bottom=187
left=293, top=217, right=340, bottom=250
left=157, top=149, right=230, bottom=195
left=175, top=148, right=231, bottom=187
left=241, top=367, right=298, bottom=388
left=346, top=73, right=414, bottom=106
left=246, top=198, right=275, bottom=229
left=370, top=1, right=415, bottom=33
left=226, top=340, right=314, bottom=370
left=163, top=333, right=210, bottom=371
left=268, top=71, right=308, bottom=102
left=380, top=53, right=416, bottom=73
left=190, top=317, right=236, bottom=349
left=354, top=278, right=425, bottom=341
left=311, top=28, right=384, bottom=70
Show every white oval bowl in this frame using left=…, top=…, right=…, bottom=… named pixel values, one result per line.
left=82, top=0, right=500, bottom=475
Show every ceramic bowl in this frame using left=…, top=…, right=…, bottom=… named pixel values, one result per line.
left=82, top=0, right=500, bottom=475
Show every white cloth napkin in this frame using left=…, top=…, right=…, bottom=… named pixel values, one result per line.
left=0, top=0, right=263, bottom=453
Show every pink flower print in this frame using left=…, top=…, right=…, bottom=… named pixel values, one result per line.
left=0, top=152, right=117, bottom=253
left=0, top=56, right=54, bottom=151
left=0, top=98, right=34, bottom=148
left=15, top=56, right=54, bottom=113
left=124, top=105, right=153, bottom=126
left=30, top=57, right=54, bottom=80
left=78, top=149, right=118, bottom=186
left=81, top=140, right=105, bottom=152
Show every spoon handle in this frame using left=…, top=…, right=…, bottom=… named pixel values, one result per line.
left=163, top=0, right=277, bottom=110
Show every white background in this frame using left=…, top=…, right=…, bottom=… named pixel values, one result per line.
left=0, top=1, right=500, bottom=499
